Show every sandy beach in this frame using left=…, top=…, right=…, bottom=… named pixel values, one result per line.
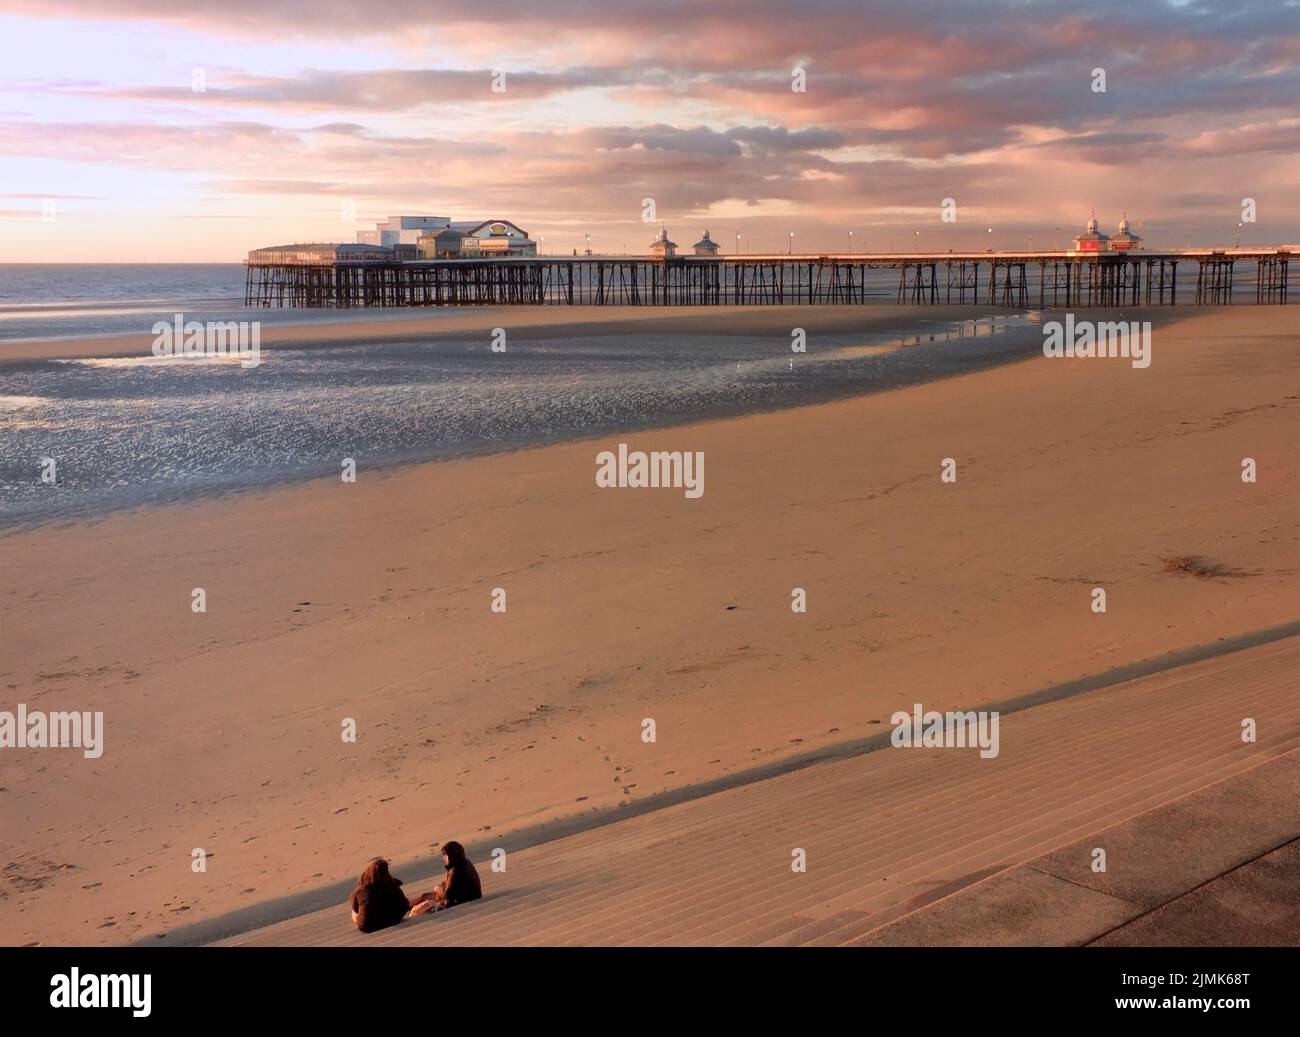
left=0, top=303, right=1019, bottom=361
left=1, top=304, right=1296, bottom=947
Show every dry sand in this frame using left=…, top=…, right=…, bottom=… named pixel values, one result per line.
left=0, top=305, right=1296, bottom=946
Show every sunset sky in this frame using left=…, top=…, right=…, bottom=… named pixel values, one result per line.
left=2, top=0, right=1297, bottom=261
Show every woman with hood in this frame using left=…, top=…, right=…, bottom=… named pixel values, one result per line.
left=348, top=857, right=411, bottom=933
left=407, top=840, right=483, bottom=916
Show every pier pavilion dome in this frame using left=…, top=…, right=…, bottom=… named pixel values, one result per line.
left=1072, top=210, right=1110, bottom=252
left=1110, top=212, right=1142, bottom=252
left=692, top=230, right=720, bottom=256
left=649, top=225, right=677, bottom=258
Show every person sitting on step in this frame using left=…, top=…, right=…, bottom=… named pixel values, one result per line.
left=407, top=840, right=483, bottom=917
left=349, top=857, right=411, bottom=933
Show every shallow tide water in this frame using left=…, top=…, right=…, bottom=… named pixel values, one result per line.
left=0, top=314, right=1042, bottom=528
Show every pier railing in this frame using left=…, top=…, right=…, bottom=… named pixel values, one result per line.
left=244, top=250, right=1291, bottom=308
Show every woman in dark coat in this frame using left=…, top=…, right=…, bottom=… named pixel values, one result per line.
left=348, top=858, right=410, bottom=933
left=408, top=840, right=483, bottom=915
left=436, top=841, right=482, bottom=907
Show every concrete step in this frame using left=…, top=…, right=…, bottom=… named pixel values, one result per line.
left=218, top=636, right=1299, bottom=946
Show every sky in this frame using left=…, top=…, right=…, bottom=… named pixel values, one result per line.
left=1, top=0, right=1297, bottom=261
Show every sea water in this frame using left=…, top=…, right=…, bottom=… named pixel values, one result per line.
left=0, top=265, right=1046, bottom=528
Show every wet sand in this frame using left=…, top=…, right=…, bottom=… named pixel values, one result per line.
left=0, top=303, right=1025, bottom=360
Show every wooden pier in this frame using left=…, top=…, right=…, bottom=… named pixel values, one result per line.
left=245, top=249, right=1291, bottom=309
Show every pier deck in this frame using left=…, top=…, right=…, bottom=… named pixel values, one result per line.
left=245, top=249, right=1292, bottom=309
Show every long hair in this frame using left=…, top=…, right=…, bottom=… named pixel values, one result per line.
left=356, top=857, right=397, bottom=891
left=441, top=841, right=467, bottom=869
